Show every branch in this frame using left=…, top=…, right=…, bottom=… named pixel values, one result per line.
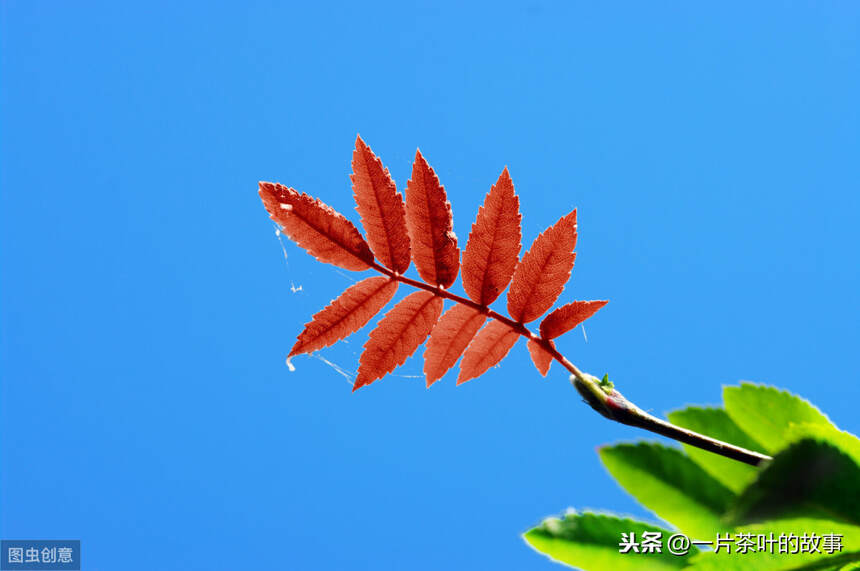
left=370, top=261, right=772, bottom=468
left=571, top=374, right=770, bottom=466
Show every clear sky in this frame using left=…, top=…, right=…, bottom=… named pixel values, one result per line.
left=2, top=2, right=858, bottom=570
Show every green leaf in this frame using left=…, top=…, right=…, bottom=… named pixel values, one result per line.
left=599, top=443, right=735, bottom=538
left=523, top=511, right=697, bottom=570
left=666, top=406, right=767, bottom=493
left=599, top=373, right=614, bottom=390
left=784, top=423, right=860, bottom=466
left=685, top=518, right=860, bottom=570
left=723, top=383, right=838, bottom=453
left=728, top=438, right=860, bottom=527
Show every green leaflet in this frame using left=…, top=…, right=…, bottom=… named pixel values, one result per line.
left=599, top=443, right=735, bottom=539
left=723, top=383, right=838, bottom=453
left=784, top=423, right=860, bottom=466
left=524, top=511, right=697, bottom=570
left=727, top=438, right=860, bottom=527
left=666, top=406, right=766, bottom=493
left=685, top=518, right=860, bottom=570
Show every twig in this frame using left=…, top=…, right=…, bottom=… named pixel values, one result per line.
left=370, top=261, right=772, bottom=467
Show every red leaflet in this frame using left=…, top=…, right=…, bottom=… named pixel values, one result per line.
left=351, top=136, right=411, bottom=274
left=353, top=291, right=443, bottom=391
left=289, top=277, right=398, bottom=357
left=259, top=182, right=374, bottom=271
left=423, top=305, right=486, bottom=387
left=527, top=339, right=554, bottom=377
left=507, top=210, right=578, bottom=323
left=539, top=300, right=609, bottom=340
left=405, top=150, right=460, bottom=288
left=461, top=168, right=522, bottom=305
left=457, top=320, right=519, bottom=385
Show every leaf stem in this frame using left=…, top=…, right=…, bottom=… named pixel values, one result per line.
left=570, top=373, right=770, bottom=466
left=369, top=261, right=772, bottom=467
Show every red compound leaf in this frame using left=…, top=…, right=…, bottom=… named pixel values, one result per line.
left=353, top=291, right=443, bottom=391
left=423, top=305, right=486, bottom=387
left=289, top=277, right=398, bottom=357
left=527, top=339, right=554, bottom=377
left=261, top=139, right=608, bottom=391
left=259, top=182, right=374, bottom=271
left=457, top=320, right=519, bottom=385
left=507, top=210, right=578, bottom=323
left=405, top=150, right=460, bottom=288
left=539, top=300, right=609, bottom=340
left=351, top=136, right=411, bottom=274
left=461, top=168, right=522, bottom=306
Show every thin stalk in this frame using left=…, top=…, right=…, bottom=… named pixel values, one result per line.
left=369, top=262, right=772, bottom=468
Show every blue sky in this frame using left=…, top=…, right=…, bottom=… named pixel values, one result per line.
left=2, top=2, right=858, bottom=569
